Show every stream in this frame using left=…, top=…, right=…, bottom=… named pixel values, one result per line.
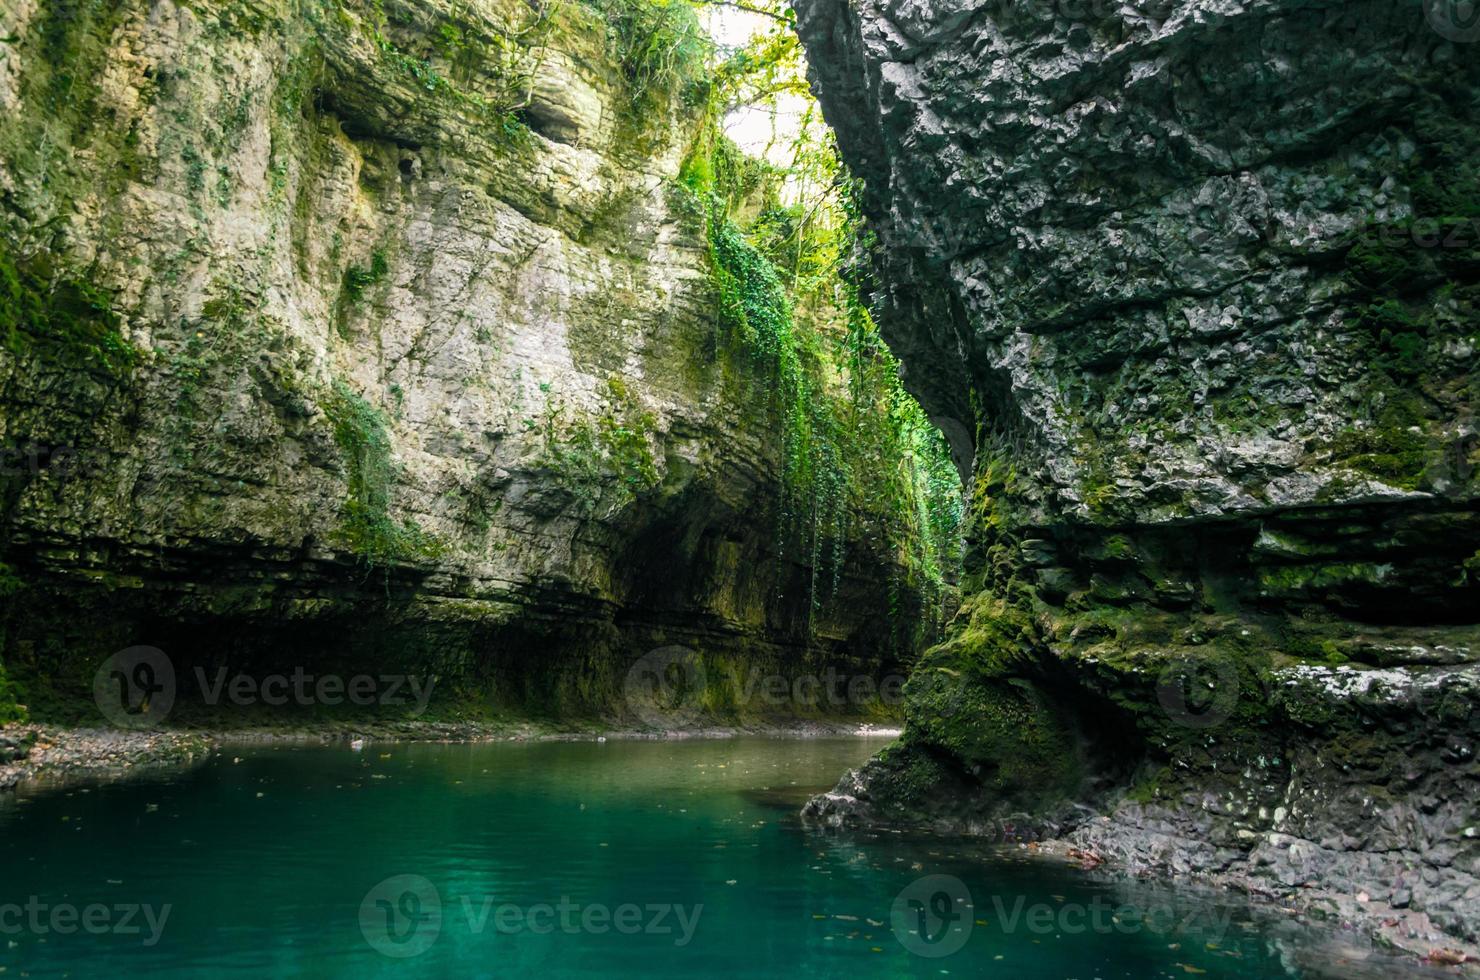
left=0, top=737, right=1442, bottom=978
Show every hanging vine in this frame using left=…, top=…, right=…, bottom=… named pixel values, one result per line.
left=673, top=1, right=964, bottom=630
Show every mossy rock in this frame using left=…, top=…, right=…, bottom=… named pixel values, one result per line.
left=857, top=740, right=959, bottom=810
left=0, top=662, right=27, bottom=724
left=321, top=381, right=443, bottom=568
left=905, top=672, right=1083, bottom=799
left=0, top=247, right=138, bottom=376
left=924, top=595, right=1039, bottom=677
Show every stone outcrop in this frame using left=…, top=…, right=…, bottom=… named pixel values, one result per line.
left=797, top=0, right=1480, bottom=953
left=0, top=0, right=940, bottom=722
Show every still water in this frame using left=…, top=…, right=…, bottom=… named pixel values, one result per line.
left=0, top=737, right=1435, bottom=978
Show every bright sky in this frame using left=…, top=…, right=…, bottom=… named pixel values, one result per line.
left=700, top=5, right=811, bottom=170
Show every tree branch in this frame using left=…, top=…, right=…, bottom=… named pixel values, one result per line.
left=689, top=0, right=792, bottom=25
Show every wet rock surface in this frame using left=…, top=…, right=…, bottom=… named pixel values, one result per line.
left=0, top=725, right=212, bottom=793
left=795, top=0, right=1480, bottom=958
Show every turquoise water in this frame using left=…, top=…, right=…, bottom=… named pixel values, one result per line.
left=0, top=738, right=1430, bottom=978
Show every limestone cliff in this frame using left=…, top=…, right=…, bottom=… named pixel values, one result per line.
left=0, top=0, right=946, bottom=722
left=797, top=0, right=1480, bottom=951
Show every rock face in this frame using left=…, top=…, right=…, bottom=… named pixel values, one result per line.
left=0, top=0, right=940, bottom=722
left=797, top=0, right=1480, bottom=950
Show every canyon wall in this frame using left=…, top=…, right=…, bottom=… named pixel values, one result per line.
left=0, top=0, right=942, bottom=723
left=798, top=0, right=1480, bottom=950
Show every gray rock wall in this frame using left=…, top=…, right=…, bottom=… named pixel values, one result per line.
left=797, top=0, right=1480, bottom=954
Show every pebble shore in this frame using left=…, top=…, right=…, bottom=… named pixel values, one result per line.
left=0, top=719, right=898, bottom=795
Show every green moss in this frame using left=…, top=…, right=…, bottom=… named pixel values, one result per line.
left=333, top=248, right=393, bottom=337
left=527, top=377, right=661, bottom=509
left=342, top=249, right=390, bottom=304
left=1124, top=765, right=1172, bottom=804
left=1075, top=441, right=1121, bottom=520
left=274, top=38, right=323, bottom=122
left=597, top=377, right=660, bottom=491
left=322, top=381, right=443, bottom=569
left=0, top=247, right=138, bottom=375
left=0, top=662, right=25, bottom=724
left=35, top=0, right=115, bottom=116
left=1281, top=686, right=1338, bottom=728
left=923, top=596, right=1037, bottom=677
left=355, top=5, right=531, bottom=145
left=1408, top=109, right=1480, bottom=221
left=581, top=0, right=708, bottom=122
left=704, top=194, right=851, bottom=596
left=1280, top=631, right=1347, bottom=664
left=0, top=564, right=22, bottom=598
left=889, top=594, right=1083, bottom=799
left=1335, top=105, right=1480, bottom=416
left=1258, top=561, right=1392, bottom=593
left=857, top=741, right=958, bottom=809
left=0, top=0, right=144, bottom=216
left=906, top=674, right=1082, bottom=797
left=1351, top=298, right=1431, bottom=380
left=1325, top=395, right=1430, bottom=490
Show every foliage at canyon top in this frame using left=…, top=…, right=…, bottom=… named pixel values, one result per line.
left=0, top=0, right=962, bottom=723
